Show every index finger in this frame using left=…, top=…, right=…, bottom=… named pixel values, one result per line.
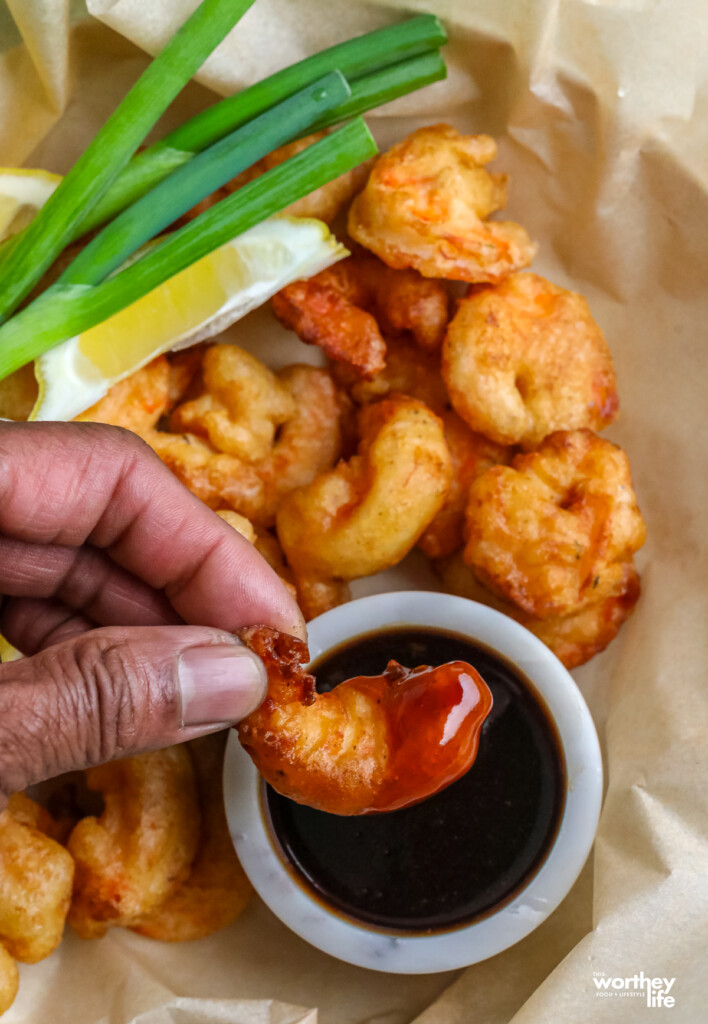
left=0, top=422, right=305, bottom=640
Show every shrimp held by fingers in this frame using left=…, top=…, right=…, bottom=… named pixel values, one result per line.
left=442, top=273, right=619, bottom=447
left=463, top=430, right=646, bottom=620
left=237, top=626, right=493, bottom=816
left=276, top=396, right=452, bottom=584
left=272, top=256, right=449, bottom=375
left=348, top=125, right=537, bottom=283
left=68, top=748, right=200, bottom=939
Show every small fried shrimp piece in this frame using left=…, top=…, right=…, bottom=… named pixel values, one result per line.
left=332, top=336, right=449, bottom=414
left=76, top=356, right=171, bottom=435
left=419, top=412, right=511, bottom=559
left=256, top=365, right=344, bottom=524
left=277, top=397, right=452, bottom=584
left=166, top=346, right=205, bottom=407
left=437, top=553, right=641, bottom=668
left=293, top=572, right=351, bottom=622
left=68, top=748, right=200, bottom=939
left=184, top=132, right=369, bottom=226
left=132, top=734, right=252, bottom=942
left=0, top=795, right=74, bottom=964
left=238, top=626, right=493, bottom=815
left=0, top=944, right=18, bottom=1016
left=147, top=431, right=265, bottom=520
left=464, top=430, right=646, bottom=619
left=442, top=273, right=619, bottom=447
left=170, top=344, right=295, bottom=461
left=217, top=509, right=257, bottom=544
left=272, top=256, right=449, bottom=375
left=348, top=125, right=536, bottom=283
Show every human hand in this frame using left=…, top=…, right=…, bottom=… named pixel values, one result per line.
left=0, top=422, right=305, bottom=809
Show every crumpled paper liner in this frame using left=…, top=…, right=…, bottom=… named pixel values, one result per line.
left=2, top=1, right=708, bottom=1022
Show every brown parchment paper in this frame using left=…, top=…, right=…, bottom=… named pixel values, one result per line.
left=1, top=1, right=707, bottom=1021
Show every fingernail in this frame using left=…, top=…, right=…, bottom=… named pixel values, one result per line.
left=178, top=644, right=267, bottom=727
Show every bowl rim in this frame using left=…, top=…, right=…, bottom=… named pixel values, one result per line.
left=224, top=590, right=603, bottom=974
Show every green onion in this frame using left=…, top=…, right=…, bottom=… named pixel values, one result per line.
left=0, top=120, right=377, bottom=380
left=308, top=50, right=447, bottom=134
left=59, top=71, right=351, bottom=287
left=0, top=0, right=257, bottom=323
left=65, top=15, right=447, bottom=238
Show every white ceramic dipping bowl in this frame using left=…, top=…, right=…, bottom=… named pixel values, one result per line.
left=224, top=591, right=602, bottom=973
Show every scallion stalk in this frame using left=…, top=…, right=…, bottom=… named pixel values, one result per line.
left=0, top=120, right=377, bottom=381
left=60, top=71, right=351, bottom=287
left=0, top=0, right=257, bottom=323
left=65, top=15, right=447, bottom=238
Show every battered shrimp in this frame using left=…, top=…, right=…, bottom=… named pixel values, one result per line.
left=147, top=431, right=265, bottom=520
left=272, top=255, right=449, bottom=375
left=463, top=430, right=646, bottom=619
left=237, top=626, right=493, bottom=815
left=0, top=945, right=17, bottom=1016
left=76, top=356, right=171, bottom=435
left=0, top=795, right=74, bottom=964
left=170, top=344, right=295, bottom=461
left=332, top=336, right=449, bottom=413
left=133, top=735, right=252, bottom=942
left=348, top=125, right=537, bottom=283
left=418, top=412, right=511, bottom=559
left=68, top=748, right=200, bottom=939
left=276, top=397, right=452, bottom=585
left=437, top=552, right=641, bottom=669
left=217, top=509, right=257, bottom=543
left=183, top=131, right=369, bottom=225
left=255, top=365, right=344, bottom=523
left=442, top=273, right=619, bottom=447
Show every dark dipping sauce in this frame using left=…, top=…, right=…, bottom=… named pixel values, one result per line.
left=265, top=627, right=565, bottom=933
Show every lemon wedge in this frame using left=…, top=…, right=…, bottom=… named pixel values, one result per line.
left=31, top=216, right=348, bottom=422
left=0, top=168, right=61, bottom=243
left=0, top=634, right=21, bottom=662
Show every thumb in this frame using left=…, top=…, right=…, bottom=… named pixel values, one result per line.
left=0, top=625, right=267, bottom=805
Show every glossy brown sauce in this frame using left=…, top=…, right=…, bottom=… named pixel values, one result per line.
left=265, top=627, right=565, bottom=933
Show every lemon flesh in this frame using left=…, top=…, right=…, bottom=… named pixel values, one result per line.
left=32, top=216, right=348, bottom=422
left=0, top=168, right=61, bottom=243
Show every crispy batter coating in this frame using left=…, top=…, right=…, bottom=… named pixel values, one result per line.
left=184, top=132, right=369, bottom=226
left=238, top=626, right=492, bottom=815
left=277, top=397, right=452, bottom=584
left=0, top=363, right=37, bottom=421
left=0, top=795, right=74, bottom=964
left=67, top=748, right=200, bottom=939
left=0, top=944, right=18, bottom=1016
left=146, top=431, right=265, bottom=519
left=437, top=552, right=641, bottom=669
left=348, top=125, right=536, bottom=283
left=463, top=430, right=646, bottom=619
left=76, top=356, right=171, bottom=434
left=442, top=273, right=619, bottom=447
left=332, top=336, right=450, bottom=413
left=256, top=365, right=344, bottom=524
left=216, top=509, right=257, bottom=543
left=418, top=412, right=511, bottom=559
left=170, top=344, right=295, bottom=461
left=132, top=735, right=252, bottom=942
left=272, top=255, right=449, bottom=375
left=292, top=573, right=351, bottom=622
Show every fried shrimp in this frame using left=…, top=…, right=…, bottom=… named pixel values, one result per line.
left=0, top=795, right=74, bottom=964
left=332, top=336, right=450, bottom=413
left=272, top=255, right=449, bottom=375
left=170, top=344, right=296, bottom=461
left=277, top=397, right=452, bottom=586
left=0, top=945, right=17, bottom=1016
left=442, top=273, right=619, bottom=447
left=256, top=365, right=344, bottom=523
left=68, top=748, right=200, bottom=939
left=463, top=430, right=646, bottom=619
left=237, top=626, right=493, bottom=815
left=147, top=431, right=265, bottom=519
left=76, top=356, right=171, bottom=434
left=437, top=552, right=641, bottom=669
left=217, top=509, right=257, bottom=543
left=348, top=125, right=537, bottom=283
left=418, top=412, right=511, bottom=559
left=133, top=735, right=252, bottom=942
